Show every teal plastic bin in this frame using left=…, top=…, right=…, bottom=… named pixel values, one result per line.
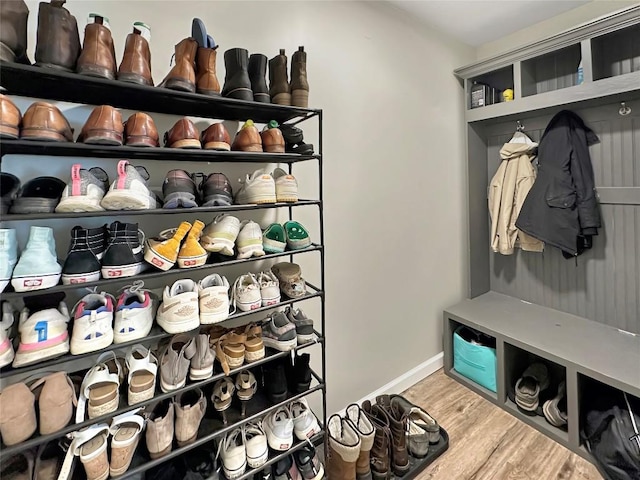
left=453, top=326, right=497, bottom=393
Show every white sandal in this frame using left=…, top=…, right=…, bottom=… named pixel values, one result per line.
left=126, top=345, right=157, bottom=406
left=77, top=352, right=122, bottom=423
left=109, top=409, right=145, bottom=477
left=59, top=423, right=111, bottom=480
left=212, top=377, right=235, bottom=424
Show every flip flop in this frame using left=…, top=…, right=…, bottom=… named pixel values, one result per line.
left=515, top=362, right=550, bottom=412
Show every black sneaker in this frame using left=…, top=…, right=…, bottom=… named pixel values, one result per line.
left=162, top=169, right=199, bottom=209
left=1, top=173, right=20, bottom=214
left=294, top=445, right=325, bottom=480
left=62, top=225, right=107, bottom=285
left=287, top=352, right=311, bottom=393
left=200, top=173, right=233, bottom=207
left=279, top=125, right=314, bottom=155
left=101, top=221, right=145, bottom=278
left=263, top=358, right=288, bottom=404
left=273, top=456, right=300, bottom=480
left=9, top=176, right=66, bottom=214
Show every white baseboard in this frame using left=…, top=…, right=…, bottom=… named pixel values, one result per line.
left=334, top=351, right=443, bottom=416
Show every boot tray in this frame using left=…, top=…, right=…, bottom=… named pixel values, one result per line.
left=392, top=427, right=450, bottom=480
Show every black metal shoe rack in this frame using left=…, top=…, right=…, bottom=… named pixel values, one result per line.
left=0, top=62, right=326, bottom=480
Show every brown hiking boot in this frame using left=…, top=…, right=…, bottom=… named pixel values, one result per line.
left=78, top=105, right=123, bottom=145
left=118, top=29, right=153, bottom=86
left=164, top=118, right=201, bottom=149
left=124, top=112, right=159, bottom=147
left=260, top=121, right=285, bottom=153
left=362, top=401, right=392, bottom=480
left=290, top=46, right=309, bottom=108
left=196, top=47, right=220, bottom=96
left=376, top=395, right=409, bottom=476
left=269, top=49, right=291, bottom=106
left=0, top=0, right=29, bottom=63
left=201, top=123, right=230, bottom=151
left=346, top=404, right=375, bottom=480
left=21, top=102, right=73, bottom=142
left=0, top=94, right=22, bottom=139
left=34, top=0, right=80, bottom=71
left=327, top=414, right=361, bottom=480
left=77, top=18, right=117, bottom=80
left=231, top=120, right=262, bottom=152
left=161, top=38, right=197, bottom=93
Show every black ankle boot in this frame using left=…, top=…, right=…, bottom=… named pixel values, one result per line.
left=248, top=53, right=269, bottom=103
left=263, top=359, right=288, bottom=404
left=289, top=352, right=311, bottom=393
left=221, top=48, right=252, bottom=101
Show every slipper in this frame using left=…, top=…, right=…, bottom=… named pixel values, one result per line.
left=543, top=381, right=568, bottom=427
left=515, top=362, right=550, bottom=412
left=77, top=352, right=121, bottom=423
left=109, top=409, right=145, bottom=477
left=126, top=345, right=157, bottom=405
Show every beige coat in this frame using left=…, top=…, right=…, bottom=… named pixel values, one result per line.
left=489, top=142, right=544, bottom=255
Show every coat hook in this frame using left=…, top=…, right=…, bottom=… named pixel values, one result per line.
left=619, top=102, right=631, bottom=116
left=516, top=120, right=525, bottom=131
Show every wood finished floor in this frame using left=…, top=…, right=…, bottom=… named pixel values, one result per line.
left=402, top=370, right=602, bottom=480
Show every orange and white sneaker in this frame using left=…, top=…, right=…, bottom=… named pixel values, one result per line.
left=235, top=170, right=276, bottom=205
left=273, top=168, right=298, bottom=203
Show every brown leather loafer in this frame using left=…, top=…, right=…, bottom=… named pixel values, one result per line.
left=231, top=120, right=262, bottom=152
left=118, top=29, right=153, bottom=86
left=78, top=105, right=123, bottom=145
left=165, top=118, right=201, bottom=149
left=0, top=94, right=21, bottom=139
left=124, top=112, right=159, bottom=147
left=77, top=18, right=117, bottom=80
left=201, top=123, right=230, bottom=151
left=21, top=102, right=73, bottom=142
left=260, top=121, right=285, bottom=153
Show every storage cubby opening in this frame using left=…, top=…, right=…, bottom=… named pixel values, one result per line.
left=468, top=66, right=514, bottom=109
left=450, top=319, right=498, bottom=397
left=592, top=23, right=640, bottom=80
left=577, top=374, right=640, bottom=451
left=503, top=343, right=568, bottom=438
left=521, top=44, right=582, bottom=97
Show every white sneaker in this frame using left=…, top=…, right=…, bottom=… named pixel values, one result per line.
left=0, top=302, right=15, bottom=368
left=101, top=160, right=157, bottom=210
left=114, top=281, right=155, bottom=344
left=198, top=274, right=230, bottom=324
left=237, top=221, right=265, bottom=260
left=244, top=421, right=268, bottom=469
left=235, top=170, right=276, bottom=205
left=200, top=215, right=240, bottom=256
left=156, top=279, right=199, bottom=334
left=70, top=292, right=115, bottom=355
left=55, top=164, right=109, bottom=212
left=264, top=406, right=294, bottom=451
left=231, top=274, right=262, bottom=312
left=219, top=428, right=247, bottom=480
left=290, top=399, right=321, bottom=440
left=273, top=168, right=298, bottom=203
left=257, top=271, right=280, bottom=307
left=13, top=302, right=70, bottom=367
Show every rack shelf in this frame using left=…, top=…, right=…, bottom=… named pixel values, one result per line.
left=0, top=139, right=320, bottom=163
left=0, top=343, right=324, bottom=459
left=0, top=246, right=323, bottom=300
left=0, top=200, right=321, bottom=222
left=0, top=63, right=319, bottom=124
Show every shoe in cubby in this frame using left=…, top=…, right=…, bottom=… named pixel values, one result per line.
left=159, top=334, right=196, bottom=392
left=285, top=306, right=315, bottom=345
left=177, top=220, right=208, bottom=268
left=11, top=226, right=62, bottom=292
left=245, top=421, right=269, bottom=469
left=294, top=445, right=325, bottom=480
left=164, top=117, right=201, bottom=149
left=291, top=46, right=309, bottom=108
left=101, top=160, right=157, bottom=211
left=274, top=455, right=302, bottom=480
left=144, top=221, right=191, bottom=271
left=189, top=333, right=214, bottom=381
left=34, top=0, right=80, bottom=72
left=20, top=102, right=73, bottom=142
left=146, top=399, right=175, bottom=459
left=269, top=49, right=291, bottom=106
left=287, top=352, right=311, bottom=394
left=101, top=221, right=145, bottom=279
left=291, top=398, right=321, bottom=441
left=219, top=427, right=247, bottom=479
left=257, top=271, right=280, bottom=307
left=1, top=172, right=20, bottom=214
left=13, top=301, right=70, bottom=367
left=70, top=291, right=115, bottom=355
left=222, top=48, right=253, bottom=102
left=175, top=388, right=207, bottom=447
left=0, top=95, right=21, bottom=139
left=9, top=176, right=66, bottom=214
left=264, top=406, right=294, bottom=451
left=62, top=225, right=107, bottom=285
left=160, top=38, right=197, bottom=93
left=201, top=214, right=240, bottom=256
left=56, top=164, right=109, bottom=213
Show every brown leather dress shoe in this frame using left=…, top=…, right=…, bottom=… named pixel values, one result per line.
left=164, top=118, right=201, bottom=149
left=118, top=29, right=153, bottom=86
left=231, top=120, right=262, bottom=152
left=161, top=38, right=197, bottom=93
left=196, top=47, right=220, bottom=96
left=0, top=94, right=22, bottom=139
left=260, top=121, right=285, bottom=153
left=21, top=102, right=73, bottom=142
left=124, top=112, right=159, bottom=147
left=201, top=123, right=230, bottom=151
left=78, top=105, right=123, bottom=145
left=77, top=18, right=116, bottom=80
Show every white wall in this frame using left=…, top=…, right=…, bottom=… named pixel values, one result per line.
left=476, top=0, right=639, bottom=60
left=9, top=1, right=474, bottom=413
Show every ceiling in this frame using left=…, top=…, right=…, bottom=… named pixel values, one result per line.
left=389, top=0, right=591, bottom=46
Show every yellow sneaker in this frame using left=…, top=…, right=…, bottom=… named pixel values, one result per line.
left=144, top=221, right=191, bottom=271
left=178, top=220, right=209, bottom=268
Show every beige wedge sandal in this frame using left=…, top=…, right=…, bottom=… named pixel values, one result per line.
left=216, top=332, right=246, bottom=375
left=67, top=423, right=110, bottom=480
left=243, top=324, right=265, bottom=363
left=109, top=409, right=146, bottom=477
left=126, top=345, right=157, bottom=405
left=212, top=377, right=235, bottom=424
left=77, top=352, right=122, bottom=423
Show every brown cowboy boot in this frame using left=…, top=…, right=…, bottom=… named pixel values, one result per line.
left=269, top=49, right=290, bottom=105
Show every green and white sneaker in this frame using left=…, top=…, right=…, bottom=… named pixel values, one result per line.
left=284, top=221, right=311, bottom=250
left=263, top=224, right=286, bottom=253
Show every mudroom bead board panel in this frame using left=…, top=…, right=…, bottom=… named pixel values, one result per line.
left=471, top=98, right=640, bottom=335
